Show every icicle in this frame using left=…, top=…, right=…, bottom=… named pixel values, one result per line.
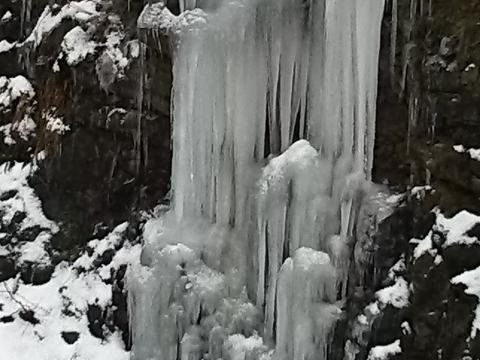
left=135, top=34, right=146, bottom=176
left=275, top=248, right=339, bottom=360
left=390, top=0, right=398, bottom=89
left=21, top=0, right=32, bottom=38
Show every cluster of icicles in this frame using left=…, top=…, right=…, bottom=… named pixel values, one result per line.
left=128, top=0, right=385, bottom=359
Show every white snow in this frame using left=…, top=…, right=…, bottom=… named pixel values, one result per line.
left=2, top=115, right=37, bottom=146
left=0, top=39, right=15, bottom=53
left=469, top=149, right=480, bottom=161
left=0, top=162, right=58, bottom=267
left=74, top=222, right=142, bottom=282
left=1, top=10, right=13, bottom=22
left=401, top=321, right=412, bottom=335
left=412, top=210, right=480, bottom=259
left=0, top=264, right=129, bottom=360
left=15, top=115, right=37, bottom=141
left=0, top=162, right=57, bottom=232
left=0, top=75, right=35, bottom=108
left=25, top=1, right=99, bottom=48
left=453, top=144, right=480, bottom=161
left=0, top=123, right=15, bottom=145
left=60, top=26, right=96, bottom=65
left=465, top=63, right=477, bottom=72
left=367, top=340, right=402, bottom=360
left=452, top=266, right=480, bottom=338
left=19, top=232, right=51, bottom=263
left=0, top=216, right=140, bottom=360
left=376, top=277, right=410, bottom=309
left=45, top=112, right=70, bottom=135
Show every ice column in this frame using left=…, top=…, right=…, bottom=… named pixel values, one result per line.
left=130, top=0, right=385, bottom=359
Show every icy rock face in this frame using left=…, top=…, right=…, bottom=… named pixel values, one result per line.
left=129, top=0, right=385, bottom=359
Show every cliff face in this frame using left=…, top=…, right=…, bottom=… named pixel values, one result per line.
left=375, top=0, right=480, bottom=212
left=367, top=1, right=480, bottom=360
left=0, top=0, right=479, bottom=359
left=0, top=0, right=172, bottom=249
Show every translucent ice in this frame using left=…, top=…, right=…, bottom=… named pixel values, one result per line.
left=129, top=0, right=385, bottom=359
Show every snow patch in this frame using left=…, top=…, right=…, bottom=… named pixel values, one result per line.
left=0, top=162, right=57, bottom=232
left=0, top=264, right=129, bottom=360
left=412, top=210, right=480, bottom=259
left=1, top=10, right=13, bottom=22
left=376, top=277, right=410, bottom=309
left=60, top=26, right=96, bottom=65
left=1, top=115, right=37, bottom=145
left=452, top=266, right=480, bottom=338
left=453, top=144, right=480, bottom=161
left=0, top=39, right=15, bottom=53
left=0, top=76, right=35, bottom=109
left=44, top=111, right=70, bottom=135
left=367, top=340, right=401, bottom=360
left=25, top=1, right=99, bottom=48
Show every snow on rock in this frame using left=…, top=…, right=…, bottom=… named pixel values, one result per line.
left=0, top=210, right=140, bottom=359
left=453, top=144, right=480, bottom=161
left=95, top=31, right=131, bottom=91
left=59, top=26, right=97, bottom=66
left=74, top=222, right=142, bottom=282
left=44, top=110, right=70, bottom=135
left=1, top=115, right=37, bottom=145
left=0, top=162, right=58, bottom=269
left=411, top=210, right=480, bottom=259
left=469, top=149, right=480, bottom=161
left=452, top=266, right=480, bottom=338
left=0, top=162, right=57, bottom=233
left=367, top=340, right=402, bottom=360
left=137, top=2, right=207, bottom=32
left=14, top=115, right=36, bottom=141
left=25, top=1, right=99, bottom=48
left=350, top=258, right=408, bottom=353
left=0, top=75, right=35, bottom=109
left=0, top=39, right=16, bottom=53
left=0, top=263, right=129, bottom=360
left=376, top=277, right=410, bottom=309
left=1, top=10, right=13, bottom=22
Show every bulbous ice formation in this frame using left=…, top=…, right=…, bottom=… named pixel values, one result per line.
left=129, top=0, right=385, bottom=359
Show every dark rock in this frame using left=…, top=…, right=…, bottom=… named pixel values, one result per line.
left=92, top=222, right=111, bottom=240
left=0, top=315, right=15, bottom=323
left=0, top=189, right=18, bottom=201
left=466, top=223, right=480, bottom=239
left=3, top=211, right=27, bottom=231
left=0, top=256, right=16, bottom=282
left=20, top=262, right=55, bottom=285
left=112, top=265, right=131, bottom=349
left=0, top=232, right=13, bottom=246
left=18, top=225, right=45, bottom=242
left=93, top=249, right=115, bottom=268
left=19, top=309, right=40, bottom=325
left=61, top=331, right=80, bottom=345
left=87, top=304, right=107, bottom=340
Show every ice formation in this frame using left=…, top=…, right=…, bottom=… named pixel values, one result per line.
left=129, top=0, right=385, bottom=359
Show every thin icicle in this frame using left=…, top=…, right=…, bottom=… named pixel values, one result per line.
left=390, top=0, right=398, bottom=89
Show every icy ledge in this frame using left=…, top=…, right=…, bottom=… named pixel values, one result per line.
left=137, top=2, right=207, bottom=32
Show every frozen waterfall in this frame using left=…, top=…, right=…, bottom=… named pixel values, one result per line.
left=129, top=0, right=385, bottom=359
